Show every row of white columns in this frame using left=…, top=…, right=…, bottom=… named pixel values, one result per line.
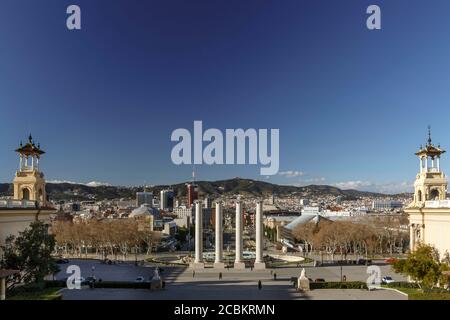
left=420, top=156, right=440, bottom=173
left=19, top=155, right=39, bottom=171
left=192, top=200, right=266, bottom=270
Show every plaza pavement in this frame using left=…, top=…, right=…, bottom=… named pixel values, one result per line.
left=57, top=259, right=407, bottom=300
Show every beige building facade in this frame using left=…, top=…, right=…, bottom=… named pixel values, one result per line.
left=0, top=135, right=55, bottom=247
left=406, top=129, right=450, bottom=259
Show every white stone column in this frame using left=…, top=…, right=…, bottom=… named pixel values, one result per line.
left=214, top=202, right=224, bottom=268
left=425, top=157, right=428, bottom=172
left=192, top=201, right=204, bottom=269
left=437, top=157, right=441, bottom=172
left=234, top=201, right=245, bottom=269
left=0, top=277, right=5, bottom=300
left=19, top=155, right=23, bottom=171
left=410, top=224, right=415, bottom=252
left=254, top=201, right=266, bottom=269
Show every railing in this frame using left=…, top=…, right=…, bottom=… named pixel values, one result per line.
left=425, top=200, right=450, bottom=208
left=0, top=199, right=36, bottom=208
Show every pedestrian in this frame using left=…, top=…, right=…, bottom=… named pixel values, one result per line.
left=258, top=280, right=262, bottom=290
left=250, top=265, right=253, bottom=271
left=193, top=270, right=195, bottom=278
left=219, top=272, right=222, bottom=280
left=343, top=275, right=347, bottom=282
left=273, top=273, right=277, bottom=280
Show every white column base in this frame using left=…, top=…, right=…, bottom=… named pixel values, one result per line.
left=214, top=262, right=225, bottom=269
left=254, top=262, right=266, bottom=270
left=0, top=278, right=5, bottom=301
left=234, top=262, right=246, bottom=269
left=190, top=262, right=205, bottom=269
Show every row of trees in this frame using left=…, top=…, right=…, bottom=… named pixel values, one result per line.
left=51, top=219, right=161, bottom=260
left=292, top=216, right=409, bottom=260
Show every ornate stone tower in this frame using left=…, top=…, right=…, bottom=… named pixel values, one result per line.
left=411, top=126, right=447, bottom=207
left=406, top=127, right=450, bottom=256
left=12, top=134, right=47, bottom=207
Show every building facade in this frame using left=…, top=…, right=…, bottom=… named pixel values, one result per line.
left=406, top=129, right=450, bottom=258
left=0, top=135, right=55, bottom=247
left=136, top=191, right=153, bottom=207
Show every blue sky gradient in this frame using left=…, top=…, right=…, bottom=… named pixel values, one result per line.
left=1, top=0, right=450, bottom=193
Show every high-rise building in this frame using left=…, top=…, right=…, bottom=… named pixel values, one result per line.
left=187, top=183, right=198, bottom=207
left=160, top=189, right=174, bottom=211
left=136, top=191, right=153, bottom=207
left=203, top=196, right=212, bottom=209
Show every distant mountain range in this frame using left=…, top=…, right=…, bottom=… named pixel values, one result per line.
left=0, top=178, right=401, bottom=202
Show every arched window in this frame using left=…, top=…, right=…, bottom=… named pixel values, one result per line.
left=430, top=189, right=440, bottom=200
left=22, top=188, right=30, bottom=200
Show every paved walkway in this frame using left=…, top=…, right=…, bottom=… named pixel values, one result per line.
left=58, top=259, right=407, bottom=300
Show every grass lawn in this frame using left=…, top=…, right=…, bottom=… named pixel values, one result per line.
left=7, top=287, right=63, bottom=300
left=386, top=286, right=450, bottom=300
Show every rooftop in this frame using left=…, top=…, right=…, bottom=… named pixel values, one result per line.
left=15, top=134, right=45, bottom=157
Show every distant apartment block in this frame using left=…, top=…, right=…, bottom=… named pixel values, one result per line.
left=372, top=200, right=403, bottom=211
left=136, top=191, right=153, bottom=207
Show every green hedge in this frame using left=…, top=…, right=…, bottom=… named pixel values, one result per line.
left=94, top=281, right=151, bottom=289
left=310, top=281, right=368, bottom=290
left=50, top=279, right=167, bottom=290
left=8, top=285, right=62, bottom=300
left=44, top=280, right=66, bottom=288
left=384, top=282, right=420, bottom=289
left=45, top=279, right=152, bottom=289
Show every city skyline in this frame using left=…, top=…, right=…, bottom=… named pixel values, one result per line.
left=2, top=1, right=450, bottom=193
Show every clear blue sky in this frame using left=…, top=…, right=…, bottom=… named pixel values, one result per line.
left=1, top=0, right=450, bottom=193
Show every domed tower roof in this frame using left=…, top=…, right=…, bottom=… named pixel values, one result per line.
left=15, top=134, right=45, bottom=157
left=415, top=126, right=445, bottom=158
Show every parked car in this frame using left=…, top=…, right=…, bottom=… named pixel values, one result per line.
left=75, top=277, right=85, bottom=284
left=315, top=278, right=325, bottom=282
left=382, top=276, right=395, bottom=284
left=135, top=276, right=145, bottom=283
left=357, top=258, right=372, bottom=265
left=85, top=276, right=96, bottom=283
